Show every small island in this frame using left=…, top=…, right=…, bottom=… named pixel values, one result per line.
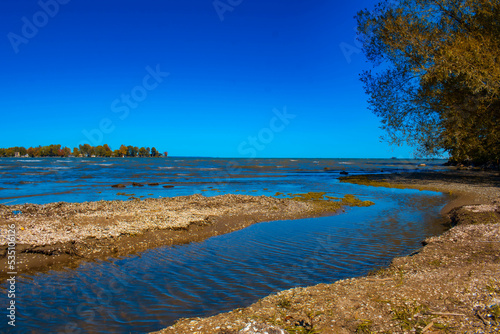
left=0, top=144, right=167, bottom=158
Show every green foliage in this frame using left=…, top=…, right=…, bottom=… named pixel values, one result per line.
left=391, top=301, right=430, bottom=332
left=138, top=147, right=148, bottom=157
left=490, top=304, right=500, bottom=325
left=126, top=145, right=138, bottom=157
left=276, top=297, right=292, bottom=309
left=0, top=144, right=71, bottom=157
left=355, top=319, right=373, bottom=333
left=357, top=0, right=500, bottom=166
left=0, top=146, right=28, bottom=157
left=79, top=143, right=93, bottom=156
left=151, top=147, right=162, bottom=157
left=290, top=192, right=374, bottom=207
left=119, top=144, right=128, bottom=157
left=0, top=144, right=166, bottom=158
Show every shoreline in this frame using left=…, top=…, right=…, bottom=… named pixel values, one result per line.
left=339, top=170, right=500, bottom=214
left=0, top=193, right=371, bottom=282
left=152, top=171, right=499, bottom=333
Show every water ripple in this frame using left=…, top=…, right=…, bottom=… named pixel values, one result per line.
left=0, top=186, right=449, bottom=333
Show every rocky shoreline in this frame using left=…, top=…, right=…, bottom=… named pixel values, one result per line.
left=152, top=171, right=500, bottom=334
left=0, top=193, right=371, bottom=281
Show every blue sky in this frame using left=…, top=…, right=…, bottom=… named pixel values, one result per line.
left=0, top=0, right=413, bottom=158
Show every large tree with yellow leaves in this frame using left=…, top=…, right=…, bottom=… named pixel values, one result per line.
left=357, top=0, right=500, bottom=166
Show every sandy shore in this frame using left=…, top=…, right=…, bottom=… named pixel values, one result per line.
left=0, top=193, right=371, bottom=281
left=152, top=171, right=500, bottom=334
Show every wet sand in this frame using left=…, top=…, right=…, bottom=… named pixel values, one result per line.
left=0, top=193, right=370, bottom=282
left=152, top=171, right=500, bottom=334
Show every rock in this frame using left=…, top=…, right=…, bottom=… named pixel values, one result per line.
left=148, top=183, right=160, bottom=186
left=340, top=171, right=349, bottom=175
left=163, top=185, right=174, bottom=188
left=463, top=204, right=497, bottom=213
left=418, top=164, right=426, bottom=167
left=111, top=184, right=126, bottom=188
left=132, top=182, right=144, bottom=187
left=239, top=322, right=289, bottom=334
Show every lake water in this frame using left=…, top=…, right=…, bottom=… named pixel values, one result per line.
left=0, top=158, right=451, bottom=333
left=0, top=157, right=450, bottom=204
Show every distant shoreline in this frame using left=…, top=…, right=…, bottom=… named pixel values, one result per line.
left=0, top=144, right=167, bottom=158
left=0, top=156, right=168, bottom=158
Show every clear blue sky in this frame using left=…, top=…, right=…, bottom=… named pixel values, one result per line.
left=0, top=0, right=413, bottom=158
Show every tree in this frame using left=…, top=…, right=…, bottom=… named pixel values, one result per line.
left=61, top=146, right=72, bottom=157
left=46, top=144, right=61, bottom=157
left=33, top=146, right=42, bottom=157
left=102, top=144, right=112, bottom=157
left=27, top=147, right=38, bottom=157
left=357, top=0, right=500, bottom=165
left=94, top=145, right=105, bottom=157
left=0, top=144, right=166, bottom=158
left=79, top=144, right=93, bottom=157
left=138, top=147, right=147, bottom=157
left=119, top=145, right=128, bottom=157
left=126, top=145, right=139, bottom=157
left=11, top=146, right=28, bottom=156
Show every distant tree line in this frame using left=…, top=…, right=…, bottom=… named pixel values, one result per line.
left=0, top=144, right=167, bottom=158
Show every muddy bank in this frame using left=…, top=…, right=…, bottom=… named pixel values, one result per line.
left=152, top=172, right=499, bottom=334
left=0, top=193, right=371, bottom=281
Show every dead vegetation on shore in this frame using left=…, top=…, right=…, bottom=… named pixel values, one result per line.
left=0, top=194, right=311, bottom=247
left=0, top=193, right=372, bottom=247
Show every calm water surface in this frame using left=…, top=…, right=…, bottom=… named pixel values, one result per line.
left=0, top=158, right=451, bottom=333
